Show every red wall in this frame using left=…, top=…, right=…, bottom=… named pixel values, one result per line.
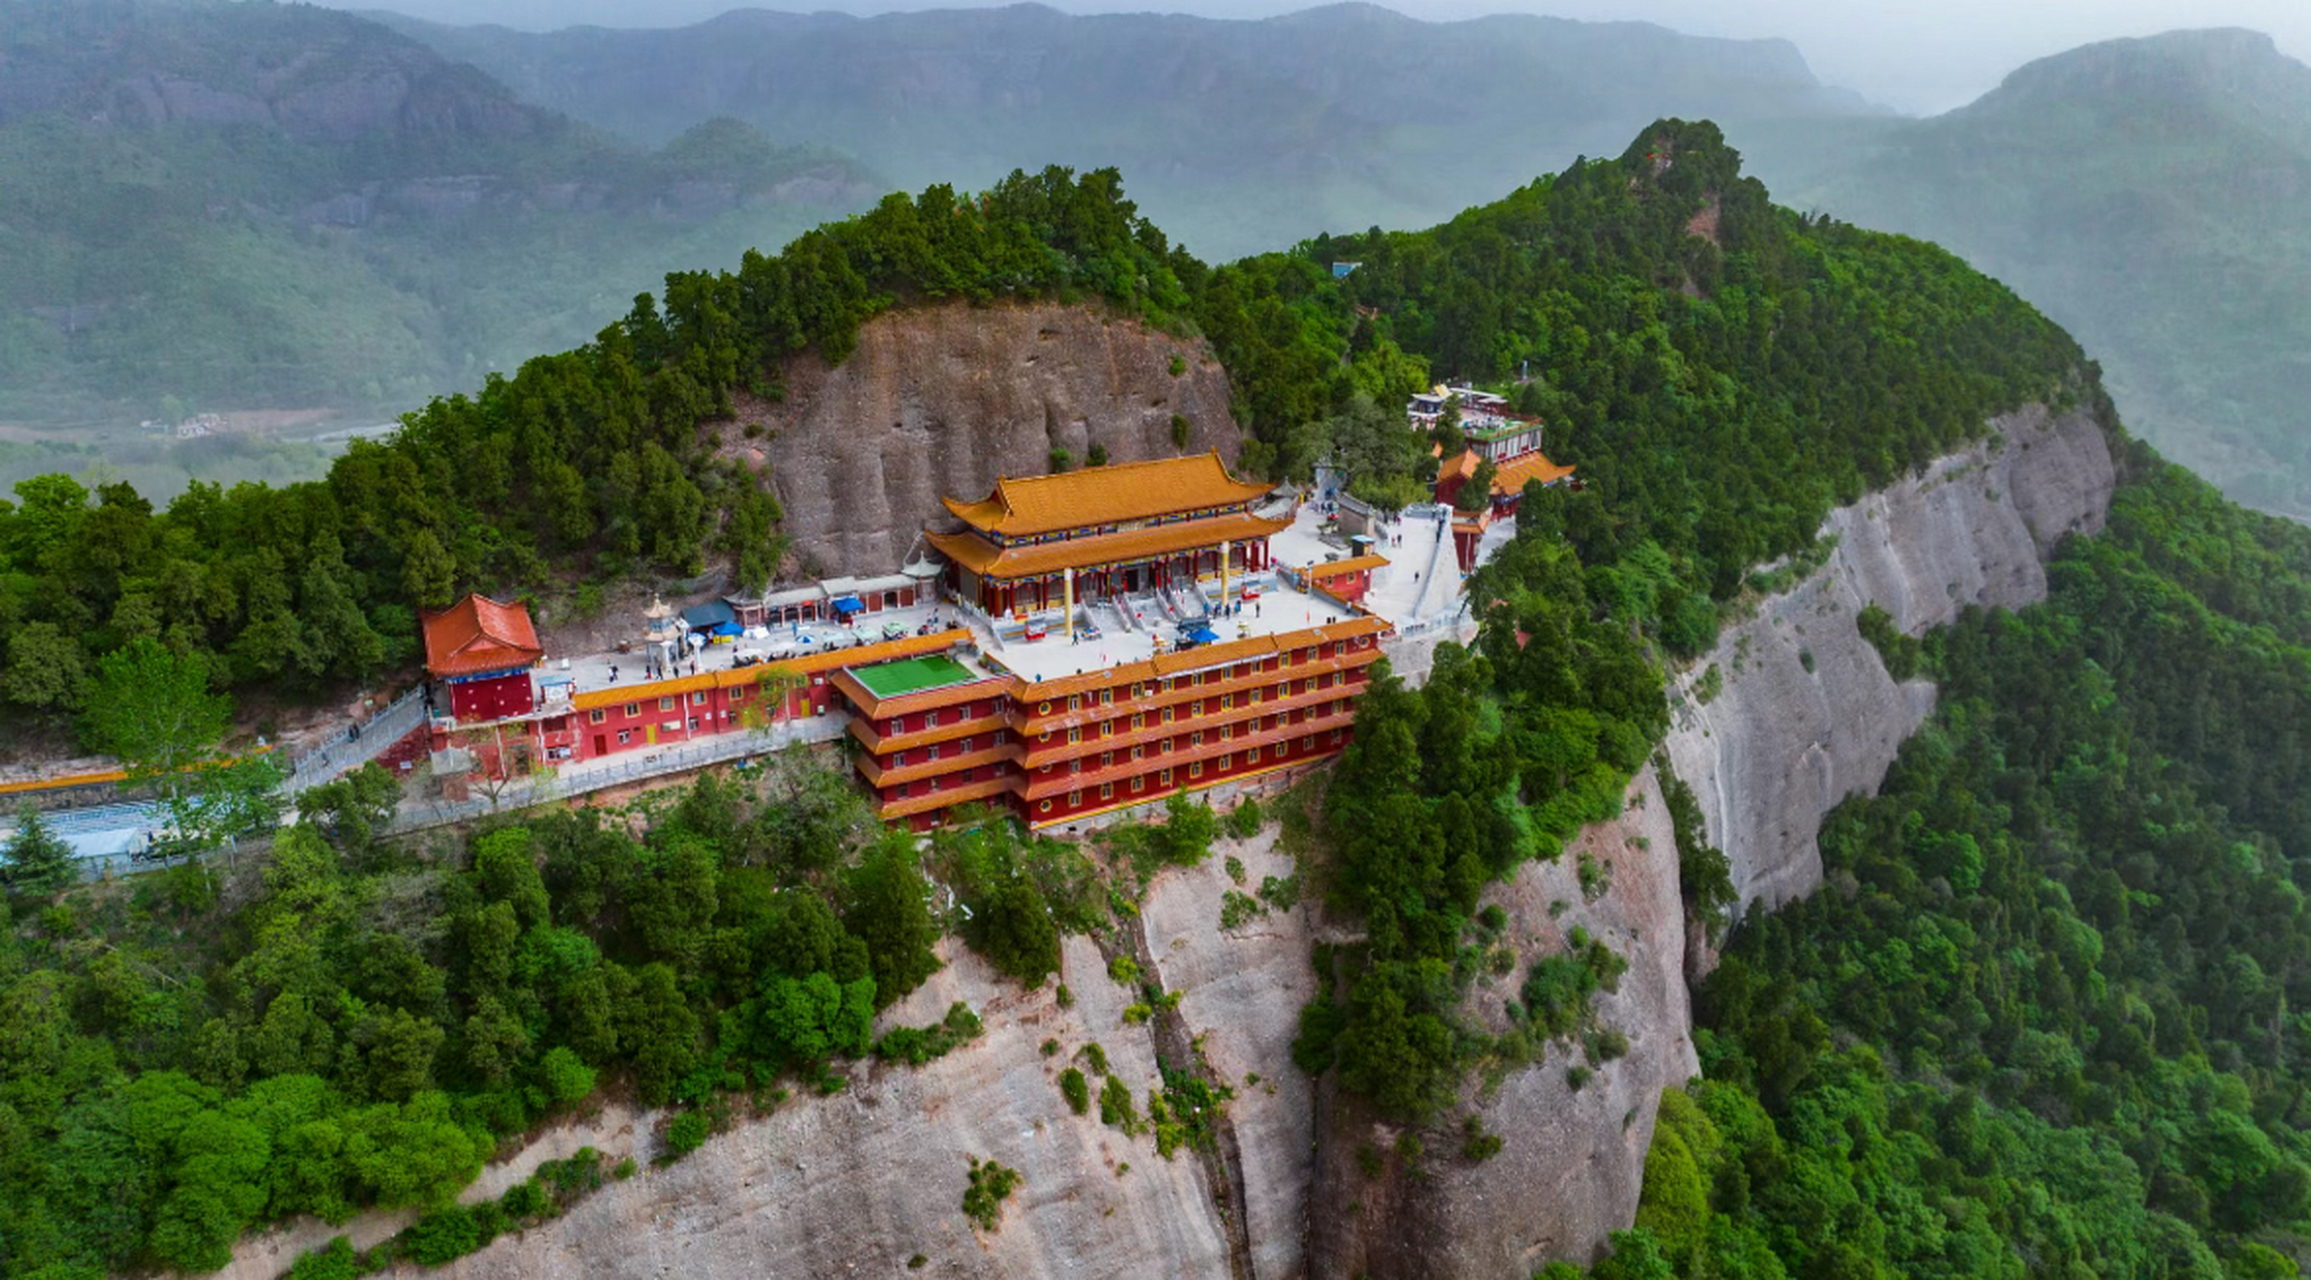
left=449, top=671, right=534, bottom=721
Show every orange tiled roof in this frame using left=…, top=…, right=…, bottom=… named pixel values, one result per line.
left=423, top=594, right=544, bottom=678
left=928, top=513, right=1290, bottom=581
left=1303, top=554, right=1390, bottom=581
left=940, top=452, right=1273, bottom=537
left=1442, top=447, right=1575, bottom=498
left=570, top=629, right=971, bottom=712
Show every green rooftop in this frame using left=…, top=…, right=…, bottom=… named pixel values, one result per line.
left=850, top=653, right=976, bottom=699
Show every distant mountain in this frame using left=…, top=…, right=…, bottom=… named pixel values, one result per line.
left=372, top=1, right=1886, bottom=260
left=1747, top=29, right=2311, bottom=519
left=0, top=0, right=877, bottom=424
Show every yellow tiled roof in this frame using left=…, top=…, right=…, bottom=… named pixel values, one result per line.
left=927, top=513, right=1291, bottom=581
left=939, top=451, right=1273, bottom=537
left=1303, top=553, right=1390, bottom=581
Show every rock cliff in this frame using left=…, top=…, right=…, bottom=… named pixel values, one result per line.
left=1662, top=402, right=2116, bottom=912
left=225, top=402, right=2116, bottom=1280
left=726, top=301, right=1242, bottom=580
left=1305, top=768, right=1698, bottom=1280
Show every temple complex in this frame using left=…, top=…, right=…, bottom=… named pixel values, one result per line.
left=416, top=448, right=1456, bottom=830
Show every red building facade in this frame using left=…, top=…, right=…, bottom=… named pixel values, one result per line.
left=834, top=617, right=1389, bottom=830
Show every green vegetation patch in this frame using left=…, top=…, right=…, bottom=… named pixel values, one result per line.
left=850, top=654, right=976, bottom=699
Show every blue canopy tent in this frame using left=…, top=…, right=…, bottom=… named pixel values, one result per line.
left=1185, top=625, right=1220, bottom=646
left=830, top=595, right=866, bottom=617
left=708, top=621, right=743, bottom=638
left=681, top=601, right=737, bottom=631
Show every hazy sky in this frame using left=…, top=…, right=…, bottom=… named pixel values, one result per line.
left=341, top=0, right=2311, bottom=115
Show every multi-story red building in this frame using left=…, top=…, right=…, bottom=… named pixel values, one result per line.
left=832, top=617, right=1387, bottom=830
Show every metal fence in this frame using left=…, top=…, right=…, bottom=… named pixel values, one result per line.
left=285, top=686, right=429, bottom=792
left=383, top=713, right=850, bottom=835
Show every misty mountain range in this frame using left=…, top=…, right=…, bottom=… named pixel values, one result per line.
left=5, top=0, right=2309, bottom=518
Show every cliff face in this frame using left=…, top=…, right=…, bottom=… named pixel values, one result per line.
left=1306, top=768, right=1697, bottom=1280
left=726, top=301, right=1242, bottom=580
left=331, top=829, right=1313, bottom=1280
left=1663, top=403, right=2116, bottom=912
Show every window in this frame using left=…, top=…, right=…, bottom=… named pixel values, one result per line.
left=625, top=702, right=640, bottom=718
left=1101, top=720, right=1113, bottom=738
left=687, top=718, right=701, bottom=731
left=1189, top=761, right=1202, bottom=779
left=1331, top=728, right=1345, bottom=744
left=690, top=690, right=709, bottom=705
left=1132, top=713, right=1144, bottom=730
left=926, top=709, right=941, bottom=728
left=1068, top=726, right=1081, bottom=744
left=958, top=736, right=972, bottom=753
left=1161, top=768, right=1173, bottom=785
left=659, top=696, right=674, bottom=712
left=617, top=730, right=632, bottom=745
left=1101, top=688, right=1113, bottom=705
left=1132, top=682, right=1145, bottom=698
left=730, top=686, right=746, bottom=702
left=1162, top=706, right=1174, bottom=724
left=1132, top=776, right=1145, bottom=792
left=1303, top=735, right=1316, bottom=750
left=1038, top=700, right=1052, bottom=715
left=993, top=730, right=1008, bottom=745
left=894, top=750, right=908, bottom=766
left=1069, top=759, right=1081, bottom=775
left=1069, top=789, right=1082, bottom=807
left=1220, top=723, right=1233, bottom=741
left=1039, top=799, right=1053, bottom=814
left=1131, top=745, right=1143, bottom=761
left=1220, top=693, right=1232, bottom=710
left=1101, top=751, right=1113, bottom=768
left=1248, top=746, right=1262, bottom=763
left=927, top=743, right=941, bottom=761
left=1100, top=782, right=1114, bottom=800
left=589, top=709, right=606, bottom=724
left=1069, top=694, right=1081, bottom=712
left=1191, top=730, right=1204, bottom=747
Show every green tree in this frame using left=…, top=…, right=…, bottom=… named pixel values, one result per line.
left=3, top=802, right=75, bottom=896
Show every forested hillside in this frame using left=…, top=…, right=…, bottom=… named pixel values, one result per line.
left=1554, top=437, right=2311, bottom=1279
left=0, top=0, right=873, bottom=423
left=0, top=164, right=1193, bottom=735
left=1745, top=28, right=2311, bottom=523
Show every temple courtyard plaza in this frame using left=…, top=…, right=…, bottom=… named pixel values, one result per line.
left=525, top=497, right=1491, bottom=709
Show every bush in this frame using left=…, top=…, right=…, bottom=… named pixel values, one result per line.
left=1099, top=1074, right=1140, bottom=1132
left=1224, top=797, right=1264, bottom=839
left=664, top=1110, right=711, bottom=1159
left=287, top=1238, right=359, bottom=1280
left=1079, top=1042, right=1109, bottom=1074
left=962, top=1156, right=1023, bottom=1232
left=1060, top=1066, right=1090, bottom=1115
left=538, top=1046, right=597, bottom=1108
left=1461, top=1115, right=1504, bottom=1162
left=403, top=1207, right=481, bottom=1266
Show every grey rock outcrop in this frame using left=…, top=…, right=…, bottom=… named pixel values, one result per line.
left=1306, top=768, right=1698, bottom=1280
left=1662, top=402, right=2115, bottom=912
left=727, top=300, right=1241, bottom=580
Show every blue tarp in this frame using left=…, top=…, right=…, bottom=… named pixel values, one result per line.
left=830, top=595, right=866, bottom=615
left=682, top=601, right=737, bottom=630
left=709, top=621, right=743, bottom=638
left=1186, top=625, right=1220, bottom=644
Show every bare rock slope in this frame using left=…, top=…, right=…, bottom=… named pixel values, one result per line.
left=1306, top=768, right=1698, bottom=1280
left=729, top=301, right=1242, bottom=579
left=1663, top=403, right=2115, bottom=912
left=407, top=830, right=1314, bottom=1280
